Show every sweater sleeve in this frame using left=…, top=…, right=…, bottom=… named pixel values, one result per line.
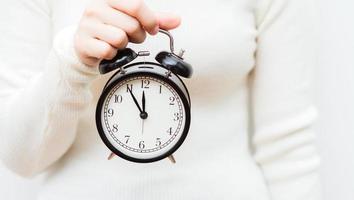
left=0, top=0, right=99, bottom=177
left=251, top=0, right=322, bottom=199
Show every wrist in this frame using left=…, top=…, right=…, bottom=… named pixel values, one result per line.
left=53, top=25, right=100, bottom=83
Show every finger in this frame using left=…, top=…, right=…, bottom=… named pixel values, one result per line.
left=77, top=35, right=117, bottom=60
left=107, top=0, right=158, bottom=35
left=97, top=5, right=146, bottom=43
left=155, top=12, right=181, bottom=30
left=85, top=20, right=129, bottom=49
left=80, top=56, right=100, bottom=68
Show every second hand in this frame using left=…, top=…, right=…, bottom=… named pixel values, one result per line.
left=141, top=119, right=145, bottom=136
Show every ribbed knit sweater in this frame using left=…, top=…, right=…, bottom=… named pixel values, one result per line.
left=0, top=0, right=321, bottom=199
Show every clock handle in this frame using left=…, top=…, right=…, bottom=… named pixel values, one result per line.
left=98, top=29, right=193, bottom=78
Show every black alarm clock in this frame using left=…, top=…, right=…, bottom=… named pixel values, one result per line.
left=95, top=29, right=193, bottom=163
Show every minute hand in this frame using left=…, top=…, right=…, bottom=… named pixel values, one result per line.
left=127, top=88, right=143, bottom=114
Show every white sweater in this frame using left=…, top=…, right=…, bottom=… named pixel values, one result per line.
left=0, top=0, right=321, bottom=199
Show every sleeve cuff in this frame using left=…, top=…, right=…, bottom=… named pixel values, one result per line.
left=52, top=25, right=100, bottom=83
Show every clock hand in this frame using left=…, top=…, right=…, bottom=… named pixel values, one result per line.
left=140, top=90, right=148, bottom=120
left=142, top=91, right=146, bottom=113
left=127, top=87, right=143, bottom=114
left=128, top=87, right=148, bottom=119
left=141, top=119, right=145, bottom=136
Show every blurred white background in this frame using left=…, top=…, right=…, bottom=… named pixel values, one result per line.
left=0, top=0, right=353, bottom=199
left=315, top=0, right=354, bottom=199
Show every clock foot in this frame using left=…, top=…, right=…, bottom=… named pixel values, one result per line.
left=168, top=155, right=176, bottom=164
left=108, top=152, right=116, bottom=160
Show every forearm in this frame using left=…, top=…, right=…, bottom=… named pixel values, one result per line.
left=0, top=26, right=99, bottom=177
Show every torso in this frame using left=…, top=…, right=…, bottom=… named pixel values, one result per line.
left=40, top=1, right=270, bottom=199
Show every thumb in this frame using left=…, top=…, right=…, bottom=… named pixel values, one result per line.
left=155, top=12, right=181, bottom=30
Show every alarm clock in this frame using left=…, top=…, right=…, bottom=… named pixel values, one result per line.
left=95, top=29, right=193, bottom=163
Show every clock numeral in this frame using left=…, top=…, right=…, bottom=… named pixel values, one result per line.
left=141, top=79, right=150, bottom=89
left=114, top=95, right=123, bottom=103
left=139, top=141, right=145, bottom=149
left=169, top=96, right=176, bottom=105
left=124, top=135, right=130, bottom=144
left=107, top=108, right=114, bottom=117
left=167, top=127, right=173, bottom=135
left=156, top=138, right=162, bottom=147
left=112, top=124, right=118, bottom=132
left=173, top=113, right=180, bottom=121
left=126, top=84, right=133, bottom=93
left=159, top=85, right=162, bottom=94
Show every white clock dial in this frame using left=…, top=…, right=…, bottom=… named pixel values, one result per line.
left=101, top=75, right=186, bottom=160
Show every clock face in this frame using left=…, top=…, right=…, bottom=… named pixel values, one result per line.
left=97, top=73, right=189, bottom=162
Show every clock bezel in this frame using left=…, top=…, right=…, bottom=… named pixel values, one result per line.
left=96, top=65, right=191, bottom=163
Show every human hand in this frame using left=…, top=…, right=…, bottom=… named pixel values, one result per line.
left=74, top=0, right=181, bottom=67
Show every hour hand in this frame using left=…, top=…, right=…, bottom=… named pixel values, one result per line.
left=141, top=91, right=148, bottom=119
left=142, top=91, right=146, bottom=113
